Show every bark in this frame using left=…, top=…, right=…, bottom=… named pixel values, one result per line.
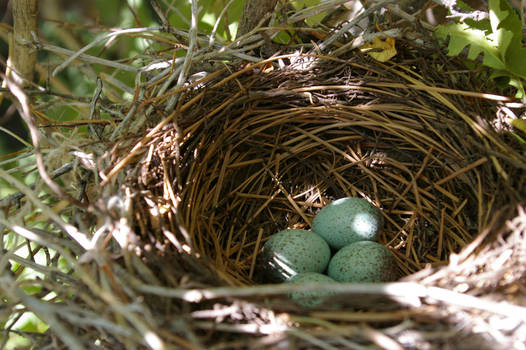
left=237, top=0, right=278, bottom=37
left=8, top=0, right=39, bottom=87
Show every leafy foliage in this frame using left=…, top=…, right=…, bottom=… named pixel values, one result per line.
left=435, top=0, right=526, bottom=97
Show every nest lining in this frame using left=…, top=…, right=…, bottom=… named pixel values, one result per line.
left=122, top=53, right=522, bottom=287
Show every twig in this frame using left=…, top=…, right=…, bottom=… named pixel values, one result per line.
left=0, top=124, right=32, bottom=148
left=39, top=41, right=140, bottom=72
left=0, top=87, right=90, bottom=101
left=319, top=0, right=395, bottom=51
left=0, top=273, right=86, bottom=350
left=1, top=216, right=166, bottom=350
left=164, top=0, right=199, bottom=112
left=109, top=73, right=144, bottom=141
left=0, top=161, right=74, bottom=209
left=52, top=27, right=160, bottom=76
left=288, top=328, right=340, bottom=350
left=4, top=74, right=91, bottom=210
left=88, top=77, right=104, bottom=139
left=208, top=0, right=235, bottom=48
left=0, top=168, right=93, bottom=250
left=133, top=281, right=526, bottom=322
left=160, top=0, right=191, bottom=27
left=385, top=3, right=434, bottom=30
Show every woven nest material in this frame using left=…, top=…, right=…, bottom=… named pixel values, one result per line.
left=122, top=53, right=523, bottom=280
left=95, top=50, right=526, bottom=348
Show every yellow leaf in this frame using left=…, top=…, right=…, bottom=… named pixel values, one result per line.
left=360, top=36, right=396, bottom=62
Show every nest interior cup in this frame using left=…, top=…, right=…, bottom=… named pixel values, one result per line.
left=130, top=55, right=520, bottom=286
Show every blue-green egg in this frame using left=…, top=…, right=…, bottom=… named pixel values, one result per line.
left=327, top=241, right=398, bottom=283
left=287, top=272, right=337, bottom=307
left=260, top=229, right=331, bottom=282
left=312, top=197, right=384, bottom=249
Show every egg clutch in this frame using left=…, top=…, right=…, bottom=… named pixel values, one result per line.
left=259, top=197, right=398, bottom=307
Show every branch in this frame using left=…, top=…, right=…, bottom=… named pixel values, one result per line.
left=7, top=0, right=38, bottom=87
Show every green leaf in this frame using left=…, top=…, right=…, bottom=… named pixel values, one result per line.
left=505, top=47, right=526, bottom=78
left=488, top=0, right=514, bottom=55
left=488, top=0, right=526, bottom=78
left=435, top=0, right=526, bottom=82
left=273, top=30, right=293, bottom=44
left=488, top=0, right=518, bottom=54
left=21, top=284, right=42, bottom=295
left=435, top=23, right=506, bottom=70
left=511, top=119, right=526, bottom=134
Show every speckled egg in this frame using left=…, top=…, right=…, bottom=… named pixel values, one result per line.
left=312, top=197, right=384, bottom=249
left=260, top=229, right=331, bottom=282
left=287, top=272, right=337, bottom=307
left=327, top=241, right=398, bottom=283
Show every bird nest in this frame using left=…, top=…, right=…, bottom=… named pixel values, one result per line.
left=102, top=50, right=525, bottom=348
left=125, top=54, right=519, bottom=283
left=3, top=30, right=526, bottom=350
